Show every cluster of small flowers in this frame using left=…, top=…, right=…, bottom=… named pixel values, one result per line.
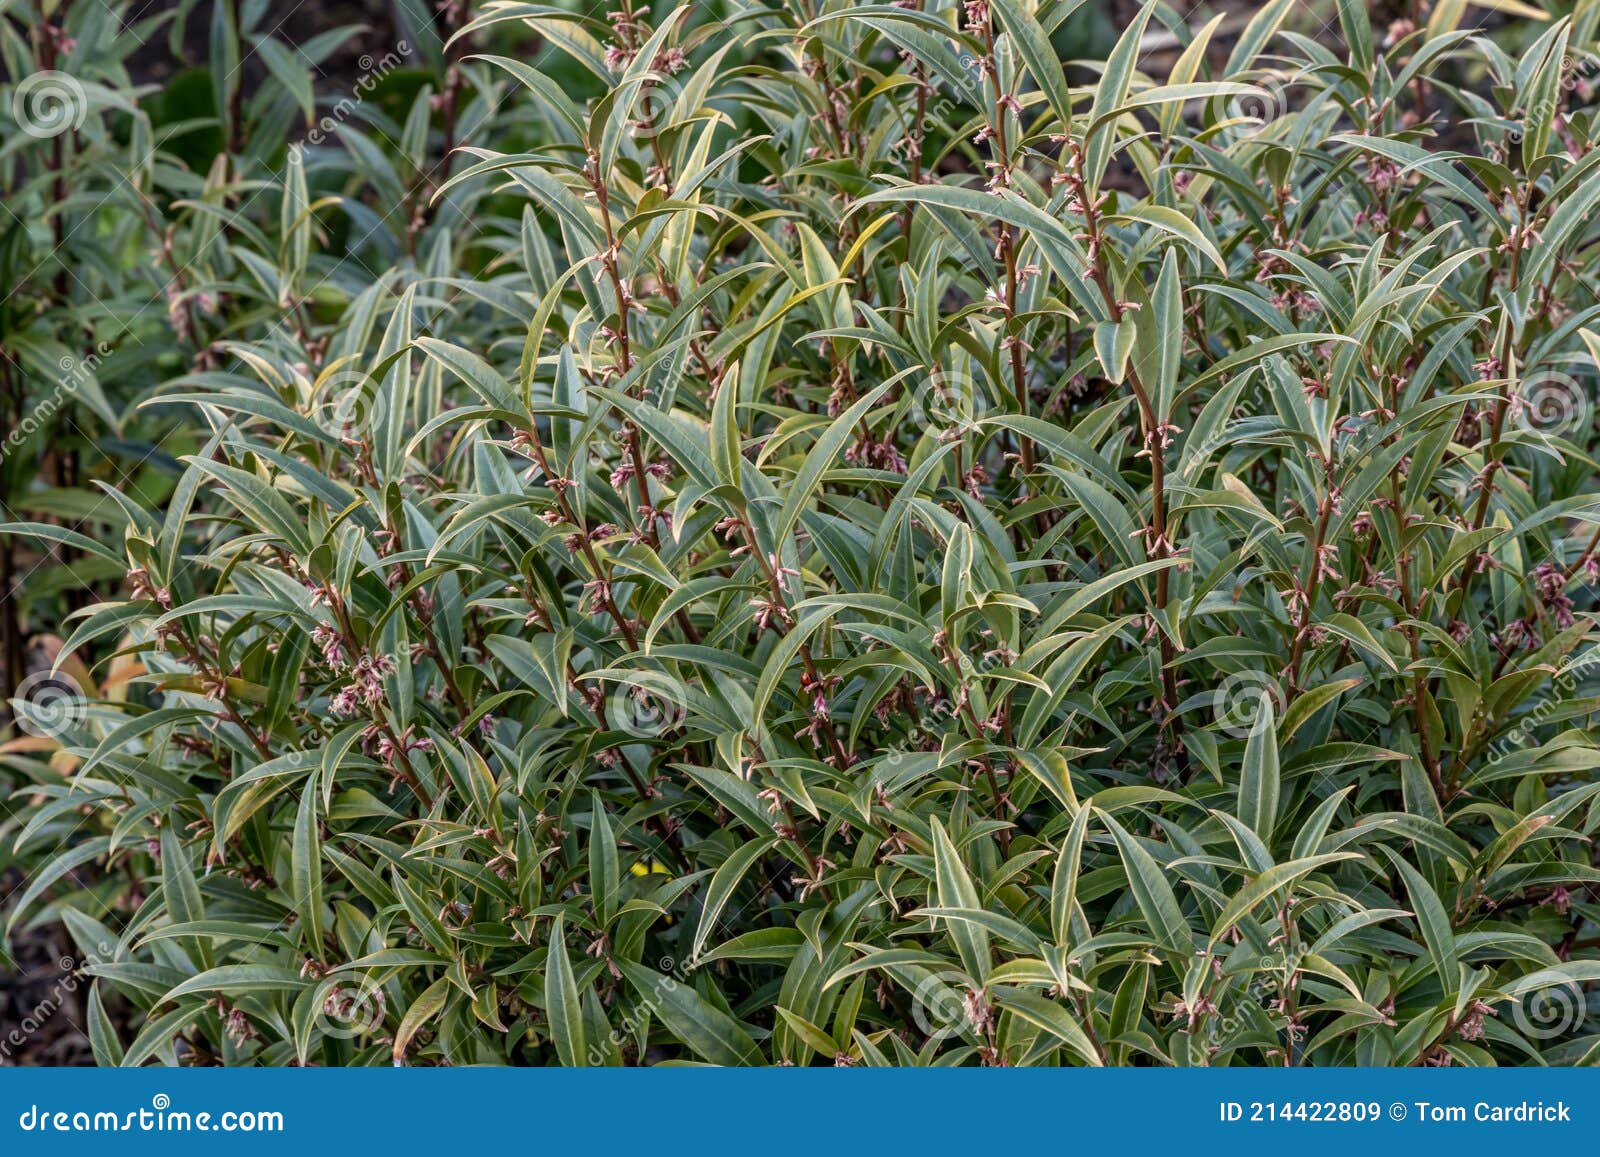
left=1532, top=559, right=1576, bottom=628
left=1256, top=245, right=1321, bottom=315
left=211, top=997, right=258, bottom=1047
left=609, top=458, right=671, bottom=491
left=125, top=566, right=172, bottom=608
left=330, top=653, right=397, bottom=716
left=312, top=622, right=344, bottom=667
left=1499, top=221, right=1542, bottom=254
left=1497, top=618, right=1539, bottom=652
left=565, top=523, right=618, bottom=555
left=371, top=723, right=433, bottom=764
left=1454, top=999, right=1498, bottom=1042
left=602, top=3, right=687, bottom=78
left=961, top=0, right=989, bottom=37
left=796, top=670, right=842, bottom=749
left=1366, top=155, right=1402, bottom=194
left=844, top=434, right=906, bottom=473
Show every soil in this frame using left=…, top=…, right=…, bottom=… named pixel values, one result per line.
left=0, top=901, right=94, bottom=1066
left=126, top=0, right=407, bottom=89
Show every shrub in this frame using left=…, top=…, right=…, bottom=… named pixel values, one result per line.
left=0, top=1, right=192, bottom=718
left=5, top=0, right=1600, bottom=1066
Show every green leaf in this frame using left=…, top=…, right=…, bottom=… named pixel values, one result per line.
left=614, top=960, right=760, bottom=1066
left=928, top=817, right=992, bottom=982
left=1084, top=0, right=1155, bottom=192
left=1238, top=692, right=1281, bottom=841
left=545, top=915, right=588, bottom=1067
left=1110, top=206, right=1225, bottom=274
left=773, top=382, right=893, bottom=547
left=692, top=838, right=778, bottom=962
left=1051, top=806, right=1093, bottom=947
left=994, top=988, right=1102, bottom=1066
left=1099, top=811, right=1192, bottom=957
left=989, top=0, right=1082, bottom=131
left=292, top=786, right=325, bottom=959
left=1208, top=854, right=1363, bottom=945
left=590, top=792, right=619, bottom=927
left=161, top=966, right=310, bottom=1002
left=1381, top=848, right=1461, bottom=999
left=392, top=977, right=451, bottom=1065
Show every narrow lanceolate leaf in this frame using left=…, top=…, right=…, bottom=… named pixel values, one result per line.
left=1279, top=678, right=1362, bottom=742
left=693, top=838, right=778, bottom=962
left=1051, top=806, right=1093, bottom=947
left=1110, top=207, right=1225, bottom=274
left=1084, top=0, right=1155, bottom=192
left=1099, top=812, right=1192, bottom=958
left=709, top=362, right=742, bottom=489
left=1208, top=854, right=1363, bottom=945
left=1238, top=692, right=1280, bottom=842
left=161, top=966, right=311, bottom=1002
left=989, top=0, right=1080, bottom=131
left=1503, top=963, right=1600, bottom=1000
left=614, top=960, right=760, bottom=1067
left=929, top=818, right=992, bottom=983
left=292, top=787, right=325, bottom=958
left=1381, top=848, right=1461, bottom=999
left=413, top=336, right=518, bottom=410
left=589, top=791, right=619, bottom=927
left=1520, top=22, right=1568, bottom=170
left=1336, top=0, right=1374, bottom=71
left=994, top=989, right=1102, bottom=1066
left=773, top=382, right=892, bottom=546
left=392, top=977, right=451, bottom=1066
left=545, top=915, right=587, bottom=1067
